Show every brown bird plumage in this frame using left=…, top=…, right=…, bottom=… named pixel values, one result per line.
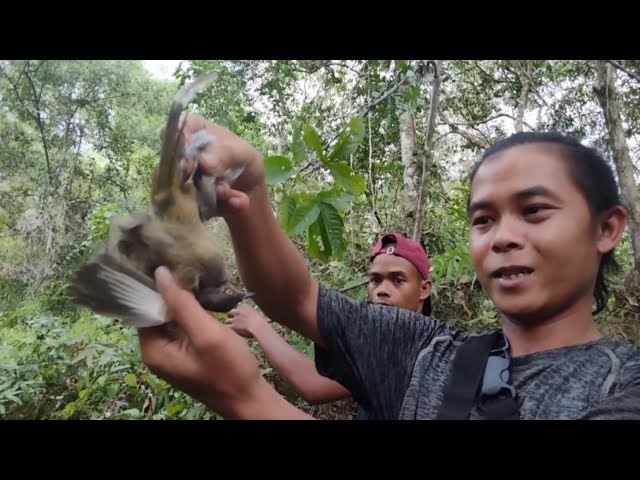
left=69, top=71, right=252, bottom=328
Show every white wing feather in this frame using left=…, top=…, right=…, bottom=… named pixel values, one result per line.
left=96, top=264, right=168, bottom=328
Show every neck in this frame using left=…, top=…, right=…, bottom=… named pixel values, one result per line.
left=502, top=297, right=603, bottom=357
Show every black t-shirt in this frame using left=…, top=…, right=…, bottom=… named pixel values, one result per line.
left=313, top=284, right=640, bottom=420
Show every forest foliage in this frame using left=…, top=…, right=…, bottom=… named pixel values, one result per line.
left=1, top=59, right=640, bottom=419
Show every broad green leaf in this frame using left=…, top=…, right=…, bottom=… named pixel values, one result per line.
left=318, top=188, right=358, bottom=212
left=328, top=116, right=365, bottom=161
left=319, top=202, right=347, bottom=258
left=328, top=163, right=366, bottom=194
left=307, top=202, right=347, bottom=263
left=264, top=155, right=295, bottom=185
left=124, top=373, right=137, bottom=386
left=308, top=216, right=331, bottom=263
left=287, top=198, right=320, bottom=237
left=278, top=194, right=296, bottom=229
left=303, top=124, right=326, bottom=162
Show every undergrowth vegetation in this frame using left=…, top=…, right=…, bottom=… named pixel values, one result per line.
left=2, top=59, right=639, bottom=419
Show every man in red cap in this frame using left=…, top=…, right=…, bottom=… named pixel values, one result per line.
left=224, top=233, right=433, bottom=419
left=369, top=232, right=432, bottom=317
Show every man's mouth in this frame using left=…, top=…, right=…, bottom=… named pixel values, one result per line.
left=491, top=266, right=534, bottom=280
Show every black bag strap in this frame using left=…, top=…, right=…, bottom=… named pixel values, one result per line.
left=436, top=331, right=520, bottom=420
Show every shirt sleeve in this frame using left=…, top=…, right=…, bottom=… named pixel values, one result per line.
left=313, top=283, right=449, bottom=419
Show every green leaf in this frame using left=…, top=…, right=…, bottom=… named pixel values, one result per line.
left=121, top=408, right=142, bottom=418
left=328, top=163, right=366, bottom=194
left=319, top=202, right=347, bottom=258
left=307, top=202, right=347, bottom=263
left=279, top=194, right=296, bottom=229
left=264, top=155, right=295, bottom=185
left=318, top=188, right=358, bottom=212
left=328, top=116, right=365, bottom=161
left=286, top=198, right=320, bottom=237
left=308, top=216, right=331, bottom=263
left=124, top=373, right=137, bottom=386
left=303, top=124, right=326, bottom=163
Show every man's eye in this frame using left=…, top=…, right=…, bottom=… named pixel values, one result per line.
left=524, top=204, right=550, bottom=215
left=472, top=215, right=491, bottom=226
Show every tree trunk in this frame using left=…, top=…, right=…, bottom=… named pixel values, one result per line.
left=593, top=60, right=640, bottom=279
left=399, top=109, right=418, bottom=219
left=412, top=60, right=442, bottom=243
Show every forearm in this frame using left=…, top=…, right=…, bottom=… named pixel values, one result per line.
left=226, top=183, right=321, bottom=344
left=252, top=322, right=350, bottom=404
left=218, top=377, right=316, bottom=420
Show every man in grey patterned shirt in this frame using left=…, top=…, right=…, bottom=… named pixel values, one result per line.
left=135, top=116, right=640, bottom=420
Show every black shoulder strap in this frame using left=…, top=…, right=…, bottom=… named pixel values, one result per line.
left=436, top=332, right=500, bottom=420
left=436, top=331, right=520, bottom=420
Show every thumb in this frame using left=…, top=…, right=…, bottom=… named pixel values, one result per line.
left=154, top=266, right=217, bottom=343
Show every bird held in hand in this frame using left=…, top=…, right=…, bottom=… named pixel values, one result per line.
left=69, top=71, right=253, bottom=328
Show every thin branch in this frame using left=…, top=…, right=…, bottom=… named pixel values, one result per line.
left=516, top=60, right=549, bottom=109
left=339, top=278, right=369, bottom=293
left=301, top=61, right=425, bottom=175
left=440, top=112, right=490, bottom=149
left=474, top=63, right=514, bottom=84
left=606, top=60, right=640, bottom=83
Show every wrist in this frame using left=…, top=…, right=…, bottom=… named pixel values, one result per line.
left=250, top=320, right=273, bottom=341
left=226, top=182, right=270, bottom=223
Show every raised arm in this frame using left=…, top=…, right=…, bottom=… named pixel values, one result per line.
left=226, top=306, right=351, bottom=404
left=226, top=183, right=321, bottom=344
left=176, top=115, right=322, bottom=344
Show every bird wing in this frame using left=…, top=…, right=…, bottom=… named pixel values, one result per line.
left=70, top=253, right=168, bottom=328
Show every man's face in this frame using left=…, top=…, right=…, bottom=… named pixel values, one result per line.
left=468, top=143, right=603, bottom=324
left=367, top=254, right=431, bottom=313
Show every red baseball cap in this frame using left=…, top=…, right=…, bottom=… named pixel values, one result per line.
left=370, top=233, right=432, bottom=316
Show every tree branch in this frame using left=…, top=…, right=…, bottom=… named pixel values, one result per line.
left=606, top=60, right=640, bottom=83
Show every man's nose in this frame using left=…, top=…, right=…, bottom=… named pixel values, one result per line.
left=491, top=216, right=524, bottom=253
left=375, top=283, right=391, bottom=297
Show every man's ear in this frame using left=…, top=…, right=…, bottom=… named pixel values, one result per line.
left=596, top=205, right=628, bottom=255
left=420, top=279, right=432, bottom=302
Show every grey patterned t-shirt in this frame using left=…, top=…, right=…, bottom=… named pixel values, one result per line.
left=313, top=284, right=640, bottom=420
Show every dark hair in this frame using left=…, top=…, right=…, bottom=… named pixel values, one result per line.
left=468, top=131, right=622, bottom=315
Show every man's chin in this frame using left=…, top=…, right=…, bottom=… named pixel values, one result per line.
left=493, top=299, right=545, bottom=326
